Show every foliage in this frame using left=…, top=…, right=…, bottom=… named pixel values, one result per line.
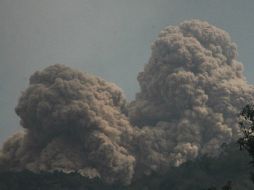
left=0, top=170, right=116, bottom=190
left=238, top=104, right=254, bottom=160
left=0, top=144, right=253, bottom=190
left=238, top=104, right=254, bottom=184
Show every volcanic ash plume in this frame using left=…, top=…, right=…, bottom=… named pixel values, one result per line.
left=0, top=64, right=135, bottom=184
left=1, top=20, right=254, bottom=185
left=129, top=19, right=254, bottom=174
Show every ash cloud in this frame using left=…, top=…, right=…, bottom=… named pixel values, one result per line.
left=129, top=19, right=254, bottom=174
left=1, top=20, right=254, bottom=185
left=0, top=64, right=135, bottom=184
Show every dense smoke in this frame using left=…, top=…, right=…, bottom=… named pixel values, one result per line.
left=1, top=20, right=254, bottom=185
left=0, top=65, right=135, bottom=184
left=129, top=19, right=254, bottom=174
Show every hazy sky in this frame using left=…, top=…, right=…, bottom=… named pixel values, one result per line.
left=1, top=0, right=254, bottom=143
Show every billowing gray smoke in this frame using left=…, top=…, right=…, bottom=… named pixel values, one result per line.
left=129, top=19, right=254, bottom=174
left=1, top=20, right=254, bottom=185
left=0, top=65, right=135, bottom=184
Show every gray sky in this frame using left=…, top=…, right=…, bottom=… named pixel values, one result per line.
left=1, top=0, right=254, bottom=143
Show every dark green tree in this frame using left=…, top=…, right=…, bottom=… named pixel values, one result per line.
left=238, top=104, right=254, bottom=182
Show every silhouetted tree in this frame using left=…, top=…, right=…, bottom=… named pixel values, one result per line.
left=238, top=104, right=254, bottom=183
